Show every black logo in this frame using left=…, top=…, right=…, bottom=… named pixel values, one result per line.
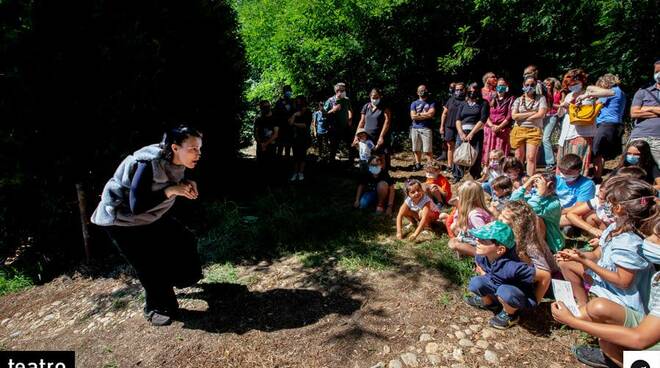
left=631, top=359, right=650, bottom=368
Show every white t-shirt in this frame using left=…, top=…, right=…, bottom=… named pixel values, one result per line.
left=358, top=140, right=375, bottom=161
left=558, top=91, right=597, bottom=146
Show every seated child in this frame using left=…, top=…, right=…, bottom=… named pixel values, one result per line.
left=480, top=149, right=504, bottom=195
left=499, top=200, right=558, bottom=301
left=551, top=219, right=660, bottom=368
left=556, top=179, right=657, bottom=315
left=502, top=157, right=526, bottom=190
left=555, top=153, right=596, bottom=228
left=354, top=155, right=395, bottom=215
left=448, top=180, right=494, bottom=257
left=396, top=179, right=441, bottom=241
left=511, top=173, right=564, bottom=253
left=488, top=175, right=513, bottom=217
left=423, top=160, right=452, bottom=207
left=353, top=128, right=375, bottom=172
left=463, top=220, right=541, bottom=329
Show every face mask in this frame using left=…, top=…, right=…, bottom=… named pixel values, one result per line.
left=339, top=91, right=347, bottom=99
left=568, top=83, right=583, bottom=93
left=655, top=72, right=660, bottom=84
left=522, top=86, right=534, bottom=94
left=507, top=173, right=518, bottom=181
left=371, top=98, right=380, bottom=106
left=369, top=165, right=381, bottom=175
left=625, top=154, right=640, bottom=165
left=641, top=239, right=660, bottom=264
left=425, top=172, right=437, bottom=179
left=561, top=173, right=579, bottom=182
left=260, top=107, right=271, bottom=114
left=496, top=85, right=507, bottom=93
left=523, top=73, right=535, bottom=79
left=489, top=160, right=500, bottom=169
left=419, top=90, right=429, bottom=98
left=284, top=91, right=293, bottom=98
left=600, top=202, right=613, bottom=219
left=454, top=90, right=465, bottom=99
left=467, top=91, right=479, bottom=99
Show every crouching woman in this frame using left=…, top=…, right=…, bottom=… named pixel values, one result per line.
left=91, top=125, right=204, bottom=326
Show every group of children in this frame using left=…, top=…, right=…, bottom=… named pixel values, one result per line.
left=353, top=137, right=660, bottom=367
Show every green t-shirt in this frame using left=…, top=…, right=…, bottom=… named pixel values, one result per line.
left=324, top=96, right=352, bottom=129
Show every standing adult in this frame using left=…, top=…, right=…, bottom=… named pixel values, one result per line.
left=325, top=82, right=353, bottom=164
left=481, top=72, right=497, bottom=104
left=541, top=77, right=563, bottom=170
left=289, top=95, right=313, bottom=181
left=274, top=85, right=295, bottom=160
left=441, top=82, right=466, bottom=172
left=556, top=69, right=604, bottom=177
left=410, top=84, right=437, bottom=171
left=510, top=76, right=548, bottom=176
left=91, top=126, right=204, bottom=326
left=482, top=78, right=514, bottom=163
left=453, top=83, right=489, bottom=181
left=590, top=74, right=626, bottom=181
left=254, top=100, right=279, bottom=173
left=630, top=60, right=660, bottom=169
left=356, top=88, right=392, bottom=167
left=523, top=64, right=546, bottom=96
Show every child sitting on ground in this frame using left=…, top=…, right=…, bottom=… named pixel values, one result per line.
left=353, top=128, right=375, bottom=173
left=488, top=175, right=513, bottom=217
left=552, top=220, right=660, bottom=368
left=354, top=155, right=395, bottom=215
left=423, top=160, right=452, bottom=207
left=448, top=181, right=494, bottom=257
left=555, top=153, right=596, bottom=231
left=556, top=178, right=657, bottom=315
left=463, top=220, right=542, bottom=329
left=480, top=149, right=504, bottom=195
left=511, top=173, right=564, bottom=253
left=499, top=200, right=558, bottom=301
left=502, top=157, right=526, bottom=190
left=396, top=179, right=442, bottom=241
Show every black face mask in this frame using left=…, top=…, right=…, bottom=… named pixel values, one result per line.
left=419, top=90, right=429, bottom=98
left=454, top=90, right=465, bottom=100
left=467, top=91, right=479, bottom=100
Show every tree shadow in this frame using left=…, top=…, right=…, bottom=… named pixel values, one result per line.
left=518, top=302, right=557, bottom=337
left=176, top=283, right=361, bottom=334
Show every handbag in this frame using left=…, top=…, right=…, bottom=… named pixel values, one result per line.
left=453, top=141, right=477, bottom=167
left=568, top=101, right=603, bottom=126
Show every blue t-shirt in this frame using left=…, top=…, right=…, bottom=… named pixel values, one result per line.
left=410, top=99, right=436, bottom=129
left=597, top=86, right=626, bottom=125
left=588, top=224, right=655, bottom=313
left=555, top=175, right=596, bottom=208
left=313, top=111, right=327, bottom=135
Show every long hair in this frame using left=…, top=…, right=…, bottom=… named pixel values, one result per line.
left=456, top=180, right=491, bottom=230
left=618, top=140, right=655, bottom=176
left=501, top=200, right=541, bottom=264
left=604, top=179, right=660, bottom=239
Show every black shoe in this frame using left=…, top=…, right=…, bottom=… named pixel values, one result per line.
left=143, top=310, right=172, bottom=326
left=413, top=163, right=423, bottom=171
left=489, top=310, right=519, bottom=329
left=571, top=345, right=618, bottom=368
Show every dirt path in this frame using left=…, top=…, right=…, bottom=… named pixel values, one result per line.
left=0, top=152, right=585, bottom=368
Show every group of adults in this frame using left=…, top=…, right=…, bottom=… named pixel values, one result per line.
left=413, top=62, right=660, bottom=184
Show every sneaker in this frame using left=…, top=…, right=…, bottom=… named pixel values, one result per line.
left=289, top=173, right=298, bottom=182
left=298, top=172, right=304, bottom=181
left=489, top=310, right=519, bottom=329
left=464, top=295, right=502, bottom=313
left=571, top=345, right=618, bottom=368
left=413, top=163, right=423, bottom=171
left=144, top=310, right=172, bottom=326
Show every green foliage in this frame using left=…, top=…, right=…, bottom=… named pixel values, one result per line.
left=0, top=270, right=33, bottom=296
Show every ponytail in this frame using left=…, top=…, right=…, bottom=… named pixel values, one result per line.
left=160, top=124, right=203, bottom=161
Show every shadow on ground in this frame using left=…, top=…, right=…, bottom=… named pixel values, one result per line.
left=176, top=283, right=362, bottom=334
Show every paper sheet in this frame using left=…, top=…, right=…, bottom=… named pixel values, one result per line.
left=551, top=279, right=581, bottom=317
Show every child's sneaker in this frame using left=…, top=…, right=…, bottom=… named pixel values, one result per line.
left=489, top=310, right=519, bottom=329
left=298, top=172, right=305, bottom=181
left=464, top=295, right=502, bottom=313
left=571, top=345, right=618, bottom=368
left=290, top=173, right=298, bottom=182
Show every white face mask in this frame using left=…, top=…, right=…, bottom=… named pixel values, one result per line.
left=561, top=173, right=579, bottom=182
left=425, top=172, right=438, bottom=179
left=371, top=98, right=380, bottom=106
left=569, top=83, right=582, bottom=93
left=339, top=91, right=347, bottom=99
left=368, top=165, right=381, bottom=175
left=642, top=239, right=660, bottom=264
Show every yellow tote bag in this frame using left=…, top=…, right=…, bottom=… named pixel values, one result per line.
left=568, top=102, right=603, bottom=126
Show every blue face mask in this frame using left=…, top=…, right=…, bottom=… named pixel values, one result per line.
left=496, top=85, right=507, bottom=93
left=284, top=91, right=293, bottom=98
left=625, top=154, right=640, bottom=165
left=369, top=165, right=381, bottom=175
left=642, top=239, right=660, bottom=264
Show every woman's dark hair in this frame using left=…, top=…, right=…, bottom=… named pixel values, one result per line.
left=618, top=140, right=654, bottom=174
left=160, top=125, right=203, bottom=161
left=502, top=157, right=524, bottom=174
left=466, top=82, right=482, bottom=102
left=604, top=178, right=659, bottom=239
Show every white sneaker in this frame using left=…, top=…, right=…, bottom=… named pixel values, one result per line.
left=298, top=172, right=305, bottom=181
left=290, top=173, right=298, bottom=182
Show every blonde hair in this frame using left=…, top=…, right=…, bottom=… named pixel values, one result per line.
left=456, top=181, right=491, bottom=230
left=501, top=200, right=541, bottom=264
left=596, top=73, right=621, bottom=89
left=482, top=72, right=496, bottom=85
left=543, top=77, right=561, bottom=91
left=488, top=149, right=504, bottom=161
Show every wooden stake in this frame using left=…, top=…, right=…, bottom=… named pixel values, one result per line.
left=76, top=183, right=92, bottom=263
